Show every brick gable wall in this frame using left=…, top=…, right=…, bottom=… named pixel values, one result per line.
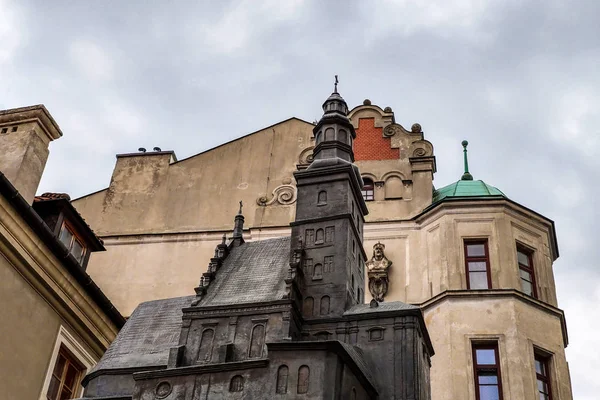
left=354, top=118, right=399, bottom=161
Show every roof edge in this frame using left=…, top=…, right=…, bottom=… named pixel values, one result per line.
left=0, top=171, right=125, bottom=328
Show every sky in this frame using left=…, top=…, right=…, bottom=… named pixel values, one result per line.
left=1, top=0, right=598, bottom=397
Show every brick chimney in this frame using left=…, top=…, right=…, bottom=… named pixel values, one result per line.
left=0, top=105, right=62, bottom=204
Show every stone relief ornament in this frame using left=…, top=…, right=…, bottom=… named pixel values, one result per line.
left=367, top=242, right=392, bottom=302
left=383, top=124, right=402, bottom=137
left=257, top=184, right=297, bottom=206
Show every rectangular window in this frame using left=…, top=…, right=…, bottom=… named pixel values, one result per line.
left=472, top=343, right=503, bottom=400
left=517, top=246, right=537, bottom=298
left=58, top=223, right=87, bottom=264
left=46, top=345, right=85, bottom=400
left=535, top=354, right=552, bottom=400
left=465, top=240, right=491, bottom=289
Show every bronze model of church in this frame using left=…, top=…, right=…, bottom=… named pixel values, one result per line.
left=79, top=82, right=433, bottom=400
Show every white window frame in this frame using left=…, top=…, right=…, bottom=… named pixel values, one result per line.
left=39, top=326, right=97, bottom=400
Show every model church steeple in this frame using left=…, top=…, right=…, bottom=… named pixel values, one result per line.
left=291, top=79, right=369, bottom=320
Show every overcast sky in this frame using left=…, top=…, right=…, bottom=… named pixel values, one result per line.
left=2, top=0, right=598, bottom=397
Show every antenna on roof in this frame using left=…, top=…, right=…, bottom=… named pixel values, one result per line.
left=461, top=140, right=473, bottom=181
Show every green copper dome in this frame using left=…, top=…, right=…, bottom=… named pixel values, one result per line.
left=431, top=140, right=506, bottom=205
left=432, top=179, right=506, bottom=204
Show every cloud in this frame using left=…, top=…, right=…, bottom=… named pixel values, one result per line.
left=1, top=0, right=599, bottom=397
left=0, top=0, right=25, bottom=65
left=69, top=39, right=114, bottom=82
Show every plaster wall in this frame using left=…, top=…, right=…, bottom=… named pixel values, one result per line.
left=0, top=251, right=62, bottom=400
left=424, top=296, right=571, bottom=400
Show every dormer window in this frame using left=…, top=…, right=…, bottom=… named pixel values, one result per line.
left=59, top=223, right=87, bottom=264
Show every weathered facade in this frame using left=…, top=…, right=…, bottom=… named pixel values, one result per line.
left=80, top=88, right=433, bottom=400
left=0, top=106, right=125, bottom=400
left=0, top=80, right=574, bottom=399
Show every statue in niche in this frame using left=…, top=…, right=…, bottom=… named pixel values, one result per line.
left=366, top=242, right=392, bottom=302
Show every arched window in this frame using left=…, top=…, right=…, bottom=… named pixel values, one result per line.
left=276, top=365, right=289, bottom=394
left=325, top=127, right=335, bottom=141
left=351, top=387, right=357, bottom=400
left=385, top=176, right=403, bottom=199
left=315, top=229, right=324, bottom=244
left=229, top=375, right=244, bottom=392
left=297, top=365, right=310, bottom=394
left=338, top=129, right=348, bottom=144
left=313, top=264, right=323, bottom=280
left=317, top=191, right=327, bottom=205
left=196, top=328, right=214, bottom=362
left=362, top=178, right=374, bottom=201
left=249, top=324, right=265, bottom=358
left=303, top=297, right=314, bottom=317
left=320, top=296, right=330, bottom=315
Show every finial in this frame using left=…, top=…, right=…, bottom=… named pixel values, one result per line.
left=334, top=75, right=338, bottom=93
left=221, top=233, right=227, bottom=245
left=238, top=200, right=243, bottom=215
left=461, top=140, right=473, bottom=181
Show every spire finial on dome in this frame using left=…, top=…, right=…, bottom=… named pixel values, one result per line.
left=461, top=140, right=473, bottom=181
left=334, top=75, right=339, bottom=93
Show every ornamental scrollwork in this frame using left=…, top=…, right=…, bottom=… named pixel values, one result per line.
left=257, top=184, right=297, bottom=206
left=383, top=124, right=402, bottom=137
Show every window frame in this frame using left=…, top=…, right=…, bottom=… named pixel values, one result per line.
left=41, top=326, right=94, bottom=400
left=464, top=239, right=492, bottom=290
left=517, top=245, right=537, bottom=298
left=46, top=345, right=85, bottom=400
left=534, top=352, right=553, bottom=400
left=472, top=342, right=504, bottom=400
left=58, top=221, right=87, bottom=264
left=361, top=178, right=374, bottom=201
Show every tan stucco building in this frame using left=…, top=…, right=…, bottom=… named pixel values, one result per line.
left=0, top=106, right=125, bottom=400
left=0, top=94, right=572, bottom=399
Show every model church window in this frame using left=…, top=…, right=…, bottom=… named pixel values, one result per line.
left=320, top=295, right=330, bottom=315
left=464, top=240, right=491, bottom=290
left=325, top=226, right=334, bottom=243
left=305, top=229, right=314, bottom=246
left=249, top=325, right=265, bottom=358
left=46, top=345, right=85, bottom=400
left=315, top=229, right=324, bottom=244
left=317, top=191, right=327, bottom=205
left=313, top=263, right=323, bottom=280
left=303, top=258, right=313, bottom=276
left=59, top=222, right=87, bottom=264
left=229, top=375, right=244, bottom=392
left=361, top=178, right=374, bottom=201
left=276, top=365, right=289, bottom=394
left=517, top=246, right=537, bottom=298
left=303, top=297, right=314, bottom=317
left=297, top=365, right=310, bottom=394
left=472, top=343, right=503, bottom=400
left=535, top=353, right=552, bottom=400
left=197, top=328, right=214, bottom=362
left=324, top=256, right=333, bottom=273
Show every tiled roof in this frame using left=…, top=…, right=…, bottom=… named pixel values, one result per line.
left=200, top=237, right=291, bottom=306
left=34, top=192, right=71, bottom=202
left=89, top=295, right=195, bottom=372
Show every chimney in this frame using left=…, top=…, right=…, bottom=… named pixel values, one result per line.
left=0, top=105, right=62, bottom=204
